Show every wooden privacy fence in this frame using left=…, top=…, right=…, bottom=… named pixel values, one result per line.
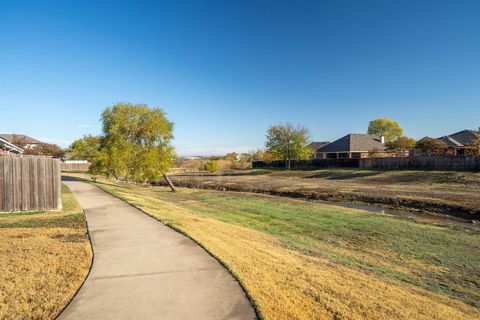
left=359, top=156, right=480, bottom=170
left=0, top=157, right=62, bottom=212
left=61, top=162, right=91, bottom=172
left=252, top=156, right=480, bottom=170
left=252, top=159, right=360, bottom=169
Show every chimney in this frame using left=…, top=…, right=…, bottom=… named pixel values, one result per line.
left=380, top=136, right=385, bottom=144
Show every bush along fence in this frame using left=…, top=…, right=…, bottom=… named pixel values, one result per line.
left=253, top=156, right=480, bottom=171
left=0, top=157, right=62, bottom=212
left=61, top=161, right=91, bottom=172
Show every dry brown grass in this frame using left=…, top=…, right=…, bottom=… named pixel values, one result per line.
left=0, top=185, right=92, bottom=320
left=166, top=169, right=480, bottom=218
left=178, top=159, right=251, bottom=172
left=76, top=174, right=479, bottom=320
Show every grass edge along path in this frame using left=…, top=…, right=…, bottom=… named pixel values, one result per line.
left=67, top=174, right=480, bottom=320
left=0, top=184, right=93, bottom=320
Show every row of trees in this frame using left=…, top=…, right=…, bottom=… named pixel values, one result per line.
left=69, top=103, right=176, bottom=183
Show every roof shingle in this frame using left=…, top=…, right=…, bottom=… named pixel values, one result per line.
left=308, top=141, right=330, bottom=152
left=317, top=134, right=385, bottom=153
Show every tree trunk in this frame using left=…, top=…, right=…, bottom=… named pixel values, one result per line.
left=162, top=172, right=177, bottom=192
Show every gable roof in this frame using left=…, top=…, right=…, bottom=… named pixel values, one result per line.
left=317, top=134, right=385, bottom=153
left=438, top=136, right=463, bottom=147
left=0, top=134, right=45, bottom=145
left=435, top=129, right=479, bottom=147
left=418, top=136, right=433, bottom=142
left=0, top=137, right=24, bottom=154
left=307, top=141, right=330, bottom=152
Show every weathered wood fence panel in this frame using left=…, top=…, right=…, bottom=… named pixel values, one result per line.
left=0, top=157, right=62, bottom=212
left=359, top=156, right=480, bottom=170
left=61, top=162, right=91, bottom=172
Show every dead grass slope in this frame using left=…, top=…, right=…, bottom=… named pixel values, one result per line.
left=0, top=185, right=92, bottom=320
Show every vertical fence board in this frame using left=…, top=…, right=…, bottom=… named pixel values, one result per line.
left=30, top=158, right=39, bottom=209
left=0, top=158, right=4, bottom=211
left=45, top=159, right=52, bottom=209
left=21, top=158, right=30, bottom=211
left=13, top=157, right=22, bottom=211
left=4, top=159, right=13, bottom=211
left=54, top=160, right=62, bottom=210
left=38, top=158, right=46, bottom=211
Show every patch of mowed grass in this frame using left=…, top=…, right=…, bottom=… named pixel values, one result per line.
left=0, top=212, right=85, bottom=228
left=0, top=184, right=92, bottom=320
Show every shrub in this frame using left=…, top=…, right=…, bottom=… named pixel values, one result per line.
left=415, top=138, right=448, bottom=156
left=204, top=160, right=219, bottom=172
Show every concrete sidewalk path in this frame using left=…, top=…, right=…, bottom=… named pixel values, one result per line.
left=58, top=178, right=256, bottom=320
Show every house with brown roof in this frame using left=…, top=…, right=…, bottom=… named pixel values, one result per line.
left=315, top=134, right=386, bottom=159
left=421, top=129, right=480, bottom=155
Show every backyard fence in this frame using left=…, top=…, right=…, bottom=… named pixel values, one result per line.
left=252, top=159, right=360, bottom=169
left=0, top=157, right=62, bottom=212
left=61, top=161, right=91, bottom=172
left=253, top=156, right=480, bottom=171
left=359, top=156, right=480, bottom=170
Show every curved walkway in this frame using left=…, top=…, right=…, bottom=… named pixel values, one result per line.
left=58, top=178, right=256, bottom=320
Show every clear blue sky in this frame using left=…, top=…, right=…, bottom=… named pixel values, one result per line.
left=1, top=0, right=479, bottom=155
